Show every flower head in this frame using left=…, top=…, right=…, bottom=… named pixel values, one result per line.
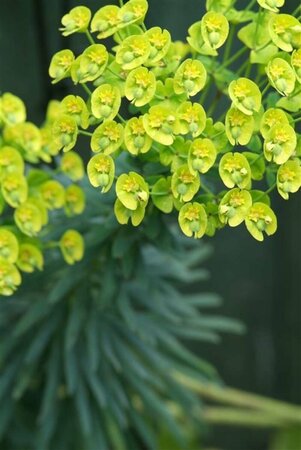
left=49, top=49, right=75, bottom=84
left=52, top=114, right=78, bottom=152
left=277, top=159, right=301, bottom=199
left=229, top=77, right=261, bottom=116
left=0, top=146, right=24, bottom=178
left=61, top=95, right=89, bottom=129
left=219, top=188, right=252, bottom=227
left=176, top=102, right=206, bottom=138
left=178, top=202, right=208, bottom=238
left=91, top=120, right=124, bottom=154
left=0, top=229, right=19, bottom=263
left=260, top=108, right=289, bottom=139
left=269, top=14, right=301, bottom=52
left=39, top=180, right=65, bottom=210
left=225, top=107, right=255, bottom=145
left=0, top=93, right=26, bottom=125
left=91, top=5, right=121, bottom=39
left=264, top=124, right=296, bottom=164
left=1, top=174, right=28, bottom=207
left=60, top=151, right=84, bottom=181
left=116, top=35, right=151, bottom=70
left=174, top=59, right=207, bottom=96
left=171, top=164, right=200, bottom=202
left=116, top=172, right=149, bottom=211
left=60, top=230, right=84, bottom=265
left=14, top=201, right=43, bottom=236
left=124, top=116, right=152, bottom=155
left=143, top=105, right=176, bottom=145
left=16, top=243, right=44, bottom=273
left=0, top=259, right=21, bottom=296
left=266, top=57, right=296, bottom=96
left=188, top=138, right=216, bottom=174
left=87, top=154, right=115, bottom=192
left=125, top=67, right=156, bottom=107
left=201, top=11, right=229, bottom=50
left=60, top=6, right=91, bottom=36
left=65, top=185, right=85, bottom=216
left=245, top=202, right=277, bottom=241
left=219, top=152, right=252, bottom=189
left=91, top=84, right=121, bottom=121
left=78, top=44, right=109, bottom=83
left=145, top=27, right=171, bottom=64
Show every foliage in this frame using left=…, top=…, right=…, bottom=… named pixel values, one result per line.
left=48, top=0, right=301, bottom=245
left=0, top=182, right=243, bottom=450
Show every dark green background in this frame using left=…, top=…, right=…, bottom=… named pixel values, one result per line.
left=0, top=1, right=300, bottom=449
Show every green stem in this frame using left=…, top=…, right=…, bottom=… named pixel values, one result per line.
left=44, top=241, right=59, bottom=250
left=245, top=0, right=257, bottom=12
left=175, top=374, right=301, bottom=423
left=82, top=83, right=92, bottom=96
left=85, top=29, right=95, bottom=45
left=249, top=153, right=263, bottom=166
left=219, top=46, right=248, bottom=70
left=106, top=66, right=124, bottom=80
left=223, top=25, right=235, bottom=64
left=203, top=408, right=285, bottom=428
left=292, top=4, right=301, bottom=16
left=256, top=182, right=277, bottom=201
left=292, top=116, right=301, bottom=123
left=150, top=190, right=170, bottom=196
left=117, top=113, right=126, bottom=124
left=253, top=7, right=263, bottom=50
left=141, top=22, right=147, bottom=32
left=199, top=78, right=211, bottom=105
left=78, top=130, right=93, bottom=137
left=201, top=180, right=215, bottom=197
left=261, top=81, right=270, bottom=98
left=119, top=0, right=124, bottom=6
left=237, top=59, right=249, bottom=77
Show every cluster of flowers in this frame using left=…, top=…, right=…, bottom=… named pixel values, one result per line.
left=0, top=93, right=85, bottom=296
left=48, top=0, right=301, bottom=243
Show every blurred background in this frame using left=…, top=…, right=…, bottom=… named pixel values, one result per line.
left=0, top=0, right=300, bottom=448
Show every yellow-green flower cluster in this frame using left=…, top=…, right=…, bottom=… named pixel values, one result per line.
left=0, top=93, right=85, bottom=296
left=49, top=0, right=300, bottom=244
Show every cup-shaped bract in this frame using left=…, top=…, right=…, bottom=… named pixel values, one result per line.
left=277, top=159, right=301, bottom=199
left=91, top=5, right=121, bottom=39
left=245, top=202, right=277, bottom=241
left=65, top=185, right=85, bottom=216
left=143, top=105, right=176, bottom=145
left=49, top=49, right=75, bottom=84
left=0, top=93, right=26, bottom=126
left=114, top=198, right=146, bottom=226
left=39, top=180, right=65, bottom=210
left=171, top=164, right=200, bottom=202
left=4, top=122, right=41, bottom=162
left=60, top=229, right=84, bottom=265
left=145, top=27, right=171, bottom=65
left=52, top=114, right=78, bottom=152
left=119, top=0, right=148, bottom=26
left=78, top=44, right=109, bottom=83
left=266, top=57, right=296, bottom=96
left=229, top=78, right=262, bottom=116
left=91, top=120, right=124, bottom=154
left=0, top=259, right=21, bottom=296
left=1, top=174, right=28, bottom=208
left=0, top=146, right=24, bottom=178
left=219, top=188, right=252, bottom=227
left=116, top=34, right=151, bottom=70
left=125, top=67, right=156, bottom=107
left=264, top=123, right=296, bottom=164
left=176, top=102, right=207, bottom=138
left=225, top=107, right=255, bottom=145
left=178, top=202, right=208, bottom=238
left=174, top=59, right=207, bottom=96
left=219, top=152, right=252, bottom=189
left=269, top=14, right=301, bottom=53
left=87, top=154, right=115, bottom=192
left=201, top=11, right=229, bottom=50
left=39, top=127, right=61, bottom=162
left=14, top=201, right=43, bottom=237
left=151, top=177, right=174, bottom=213
left=16, top=243, right=44, bottom=273
left=61, top=95, right=89, bottom=129
left=91, top=84, right=121, bottom=121
left=291, top=49, right=301, bottom=83
left=60, top=151, right=84, bottom=181
left=124, top=116, right=152, bottom=155
left=116, top=171, right=149, bottom=211
left=258, top=0, right=284, bottom=13
left=206, top=0, right=234, bottom=13
left=188, top=138, right=217, bottom=174
left=260, top=108, right=290, bottom=139
left=0, top=229, right=19, bottom=263
left=60, top=6, right=91, bottom=36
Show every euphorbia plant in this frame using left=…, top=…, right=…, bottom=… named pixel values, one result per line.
left=47, top=0, right=301, bottom=243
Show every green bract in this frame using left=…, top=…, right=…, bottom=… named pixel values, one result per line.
left=119, top=0, right=148, bottom=26
left=16, top=243, right=44, bottom=273
left=277, top=159, right=301, bottom=199
left=52, top=114, right=78, bottom=152
left=116, top=34, right=151, bottom=70
left=145, top=27, right=171, bottom=64
left=124, top=116, right=152, bottom=155
left=91, top=5, right=121, bottom=39
left=14, top=201, right=43, bottom=237
left=258, top=0, right=284, bottom=13
left=260, top=108, right=290, bottom=139
left=178, top=202, right=208, bottom=238
left=78, top=44, right=109, bottom=83
left=174, top=59, right=207, bottom=96
left=219, top=152, right=251, bottom=189
left=188, top=138, right=217, bottom=174
left=171, top=164, right=200, bottom=202
left=60, top=6, right=91, bottom=36
left=0, top=259, right=21, bottom=296
left=225, top=107, right=254, bottom=145
left=91, top=120, right=124, bottom=154
left=219, top=188, right=252, bottom=227
left=264, top=123, right=296, bottom=164
left=116, top=172, right=149, bottom=211
left=61, top=95, right=89, bottom=129
left=39, top=180, right=65, bottom=210
left=176, top=102, right=207, bottom=138
left=201, top=11, right=229, bottom=50
left=91, top=84, right=121, bottom=121
left=49, top=49, right=75, bottom=84
left=125, top=67, right=156, bottom=107
left=0, top=229, right=19, bottom=263
left=87, top=154, right=115, bottom=192
left=228, top=78, right=262, bottom=115
left=0, top=146, right=24, bottom=177
left=60, top=151, right=85, bottom=181
left=245, top=202, right=277, bottom=241
left=291, top=49, right=301, bottom=82
left=65, top=185, right=85, bottom=216
left=266, top=57, right=296, bottom=96
left=143, top=105, right=176, bottom=145
left=59, top=229, right=84, bottom=265
left=1, top=174, right=28, bottom=207
left=0, top=93, right=26, bottom=125
left=269, top=14, right=301, bottom=52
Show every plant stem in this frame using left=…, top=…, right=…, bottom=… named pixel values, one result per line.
left=119, top=0, right=124, bottom=6
left=106, top=66, right=124, bottom=80
left=117, top=113, right=126, bottom=124
left=292, top=116, right=301, bottom=123
left=245, top=0, right=257, bottom=12
left=201, top=180, right=215, bottom=197
left=203, top=408, right=284, bottom=428
left=85, top=30, right=95, bottom=45
left=78, top=130, right=93, bottom=137
left=249, top=153, right=263, bottom=166
left=292, top=4, right=301, bottom=16
left=253, top=7, right=263, bottom=50
left=82, top=83, right=92, bottom=96
left=141, top=22, right=147, bottom=32
left=261, top=81, right=270, bottom=97
left=219, top=46, right=248, bottom=70
left=223, top=25, right=235, bottom=64
left=256, top=182, right=277, bottom=201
